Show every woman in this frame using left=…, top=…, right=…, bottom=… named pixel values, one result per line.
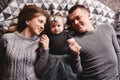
left=0, top=5, right=49, bottom=80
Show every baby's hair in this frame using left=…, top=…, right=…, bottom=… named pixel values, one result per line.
left=49, top=12, right=64, bottom=24
left=54, top=12, right=63, bottom=16
left=44, top=12, right=67, bottom=34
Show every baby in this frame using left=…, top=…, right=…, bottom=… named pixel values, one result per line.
left=39, top=13, right=82, bottom=80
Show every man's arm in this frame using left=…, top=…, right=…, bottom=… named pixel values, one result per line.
left=69, top=53, right=82, bottom=75
left=68, top=39, right=82, bottom=75
left=111, top=24, right=120, bottom=80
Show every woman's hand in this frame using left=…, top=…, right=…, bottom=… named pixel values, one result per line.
left=40, top=34, right=49, bottom=50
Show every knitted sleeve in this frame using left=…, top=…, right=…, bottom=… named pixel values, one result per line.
left=0, top=37, right=6, bottom=79
left=34, top=46, right=49, bottom=76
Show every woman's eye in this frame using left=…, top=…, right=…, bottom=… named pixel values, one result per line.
left=39, top=21, right=43, bottom=23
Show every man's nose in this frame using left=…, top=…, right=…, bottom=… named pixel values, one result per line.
left=74, top=20, right=79, bottom=24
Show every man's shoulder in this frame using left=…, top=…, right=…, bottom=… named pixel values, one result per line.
left=96, top=23, right=113, bottom=30
left=96, top=23, right=111, bottom=27
left=96, top=23, right=115, bottom=34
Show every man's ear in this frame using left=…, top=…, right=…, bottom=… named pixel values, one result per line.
left=88, top=13, right=91, bottom=19
left=84, top=9, right=91, bottom=19
left=85, top=10, right=91, bottom=20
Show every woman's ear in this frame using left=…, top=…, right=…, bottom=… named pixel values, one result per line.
left=25, top=20, right=30, bottom=25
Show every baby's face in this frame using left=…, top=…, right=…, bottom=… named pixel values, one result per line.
left=50, top=16, right=64, bottom=34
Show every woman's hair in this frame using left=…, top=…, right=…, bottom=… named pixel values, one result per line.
left=17, top=4, right=49, bottom=32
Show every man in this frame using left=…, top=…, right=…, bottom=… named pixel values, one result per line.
left=68, top=5, right=120, bottom=80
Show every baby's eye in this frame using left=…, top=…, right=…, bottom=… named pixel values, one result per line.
left=58, top=25, right=61, bottom=27
left=51, top=25, right=56, bottom=28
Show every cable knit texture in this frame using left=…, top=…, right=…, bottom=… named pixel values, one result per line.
left=0, top=32, right=40, bottom=80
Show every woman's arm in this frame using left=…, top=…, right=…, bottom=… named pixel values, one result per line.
left=34, top=34, right=49, bottom=76
left=34, top=47, right=49, bottom=76
left=0, top=37, right=6, bottom=80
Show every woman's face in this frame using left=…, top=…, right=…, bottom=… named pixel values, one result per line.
left=26, top=15, right=47, bottom=36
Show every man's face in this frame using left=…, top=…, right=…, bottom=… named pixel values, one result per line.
left=68, top=8, right=90, bottom=32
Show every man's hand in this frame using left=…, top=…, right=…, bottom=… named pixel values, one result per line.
left=67, top=38, right=81, bottom=55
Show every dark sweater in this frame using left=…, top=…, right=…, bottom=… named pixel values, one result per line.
left=73, top=24, right=120, bottom=80
left=47, top=31, right=72, bottom=55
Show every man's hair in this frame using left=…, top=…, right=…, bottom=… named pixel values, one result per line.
left=68, top=5, right=89, bottom=14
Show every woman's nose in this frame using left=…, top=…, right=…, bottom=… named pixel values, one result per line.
left=39, top=25, right=44, bottom=30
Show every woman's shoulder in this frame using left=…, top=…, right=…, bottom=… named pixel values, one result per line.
left=3, top=32, right=16, bottom=39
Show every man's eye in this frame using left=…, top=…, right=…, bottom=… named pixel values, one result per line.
left=76, top=16, right=81, bottom=20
